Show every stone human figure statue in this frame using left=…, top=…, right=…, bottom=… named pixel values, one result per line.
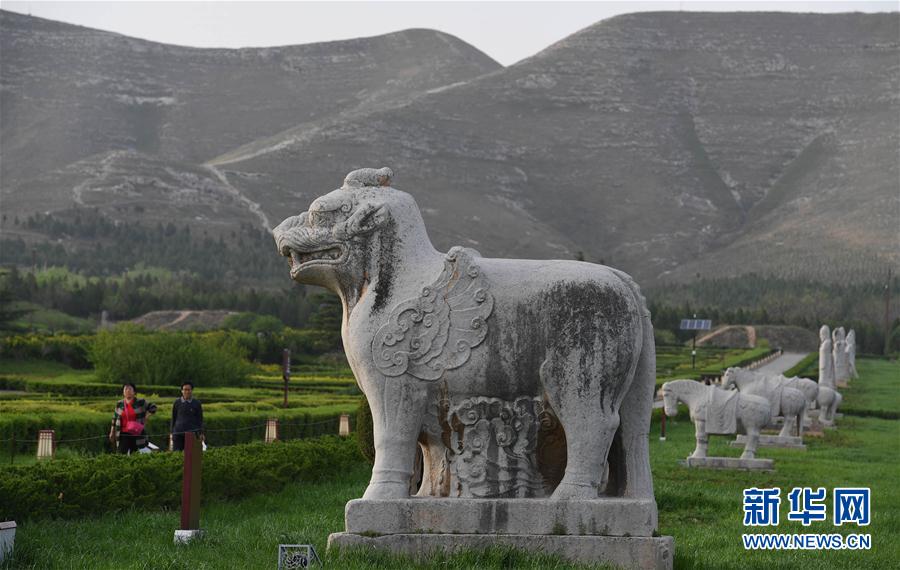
left=818, top=325, right=836, bottom=390
left=833, top=327, right=850, bottom=386
left=846, top=329, right=858, bottom=379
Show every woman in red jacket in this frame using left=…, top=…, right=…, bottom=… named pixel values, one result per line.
left=109, top=383, right=157, bottom=454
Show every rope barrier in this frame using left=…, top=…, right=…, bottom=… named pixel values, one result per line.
left=4, top=416, right=350, bottom=452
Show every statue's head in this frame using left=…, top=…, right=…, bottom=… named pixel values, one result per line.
left=819, top=324, right=831, bottom=343
left=659, top=383, right=679, bottom=417
left=833, top=327, right=846, bottom=343
left=721, top=367, right=738, bottom=389
left=273, top=167, right=432, bottom=295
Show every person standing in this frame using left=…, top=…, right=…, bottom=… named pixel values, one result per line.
left=171, top=381, right=204, bottom=451
left=109, top=383, right=157, bottom=454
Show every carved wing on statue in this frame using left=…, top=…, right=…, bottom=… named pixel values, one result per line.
left=372, top=246, right=494, bottom=381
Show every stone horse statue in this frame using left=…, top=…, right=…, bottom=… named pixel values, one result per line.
left=721, top=368, right=808, bottom=437
left=660, top=380, right=771, bottom=460
left=778, top=375, right=819, bottom=409
left=780, top=373, right=841, bottom=426
left=273, top=167, right=656, bottom=501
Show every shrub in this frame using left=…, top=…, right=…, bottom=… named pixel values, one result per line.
left=0, top=334, right=92, bottom=368
left=0, top=435, right=362, bottom=521
left=90, top=327, right=251, bottom=387
left=356, top=397, right=375, bottom=464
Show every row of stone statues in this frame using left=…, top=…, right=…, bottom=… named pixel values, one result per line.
left=820, top=325, right=858, bottom=388
left=660, top=324, right=853, bottom=471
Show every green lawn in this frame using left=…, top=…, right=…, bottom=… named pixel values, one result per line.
left=4, top=358, right=897, bottom=569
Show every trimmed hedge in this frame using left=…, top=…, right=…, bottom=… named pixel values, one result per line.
left=0, top=435, right=362, bottom=521
left=0, top=406, right=357, bottom=454
left=784, top=351, right=819, bottom=379
left=0, top=375, right=183, bottom=398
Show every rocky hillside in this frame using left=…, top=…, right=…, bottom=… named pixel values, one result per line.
left=1, top=10, right=897, bottom=287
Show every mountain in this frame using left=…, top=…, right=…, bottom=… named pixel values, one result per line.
left=0, top=9, right=500, bottom=233
left=217, top=12, right=899, bottom=285
left=1, top=10, right=897, bottom=288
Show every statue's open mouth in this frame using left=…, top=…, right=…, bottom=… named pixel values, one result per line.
left=287, top=246, right=346, bottom=278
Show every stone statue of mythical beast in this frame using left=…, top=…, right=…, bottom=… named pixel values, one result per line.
left=273, top=168, right=656, bottom=502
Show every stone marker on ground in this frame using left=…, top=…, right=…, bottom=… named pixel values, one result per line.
left=273, top=168, right=673, bottom=569
left=660, top=380, right=774, bottom=471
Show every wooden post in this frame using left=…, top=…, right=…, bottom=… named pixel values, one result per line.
left=339, top=414, right=350, bottom=437
left=180, top=432, right=202, bottom=531
left=282, top=348, right=291, bottom=408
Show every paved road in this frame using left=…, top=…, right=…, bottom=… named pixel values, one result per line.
left=753, top=351, right=809, bottom=375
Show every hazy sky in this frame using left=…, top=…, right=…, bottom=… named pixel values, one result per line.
left=3, top=1, right=896, bottom=65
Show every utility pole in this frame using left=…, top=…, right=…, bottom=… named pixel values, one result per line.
left=885, top=268, right=893, bottom=356
left=282, top=348, right=291, bottom=408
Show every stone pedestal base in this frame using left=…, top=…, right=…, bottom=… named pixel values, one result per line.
left=328, top=533, right=674, bottom=570
left=329, top=497, right=673, bottom=569
left=343, top=497, right=658, bottom=537
left=682, top=456, right=774, bottom=470
left=731, top=434, right=805, bottom=449
left=173, top=529, right=204, bottom=544
left=0, top=521, right=15, bottom=563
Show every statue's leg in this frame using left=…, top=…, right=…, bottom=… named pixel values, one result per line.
left=691, top=419, right=708, bottom=458
left=543, top=355, right=622, bottom=500
left=777, top=416, right=792, bottom=437
left=777, top=407, right=794, bottom=437
left=742, top=426, right=759, bottom=459
left=363, top=378, right=430, bottom=500
left=618, top=319, right=655, bottom=499
left=416, top=428, right=450, bottom=497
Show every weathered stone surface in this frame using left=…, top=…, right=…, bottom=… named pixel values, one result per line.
left=344, top=498, right=658, bottom=537
left=731, top=434, right=805, bottom=449
left=328, top=533, right=674, bottom=570
left=682, top=457, right=774, bottom=471
left=274, top=168, right=657, bottom=502
left=660, top=380, right=770, bottom=460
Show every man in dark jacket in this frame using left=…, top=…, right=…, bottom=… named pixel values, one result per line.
left=171, top=381, right=204, bottom=451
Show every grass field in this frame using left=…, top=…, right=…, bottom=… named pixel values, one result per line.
left=3, top=357, right=897, bottom=569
